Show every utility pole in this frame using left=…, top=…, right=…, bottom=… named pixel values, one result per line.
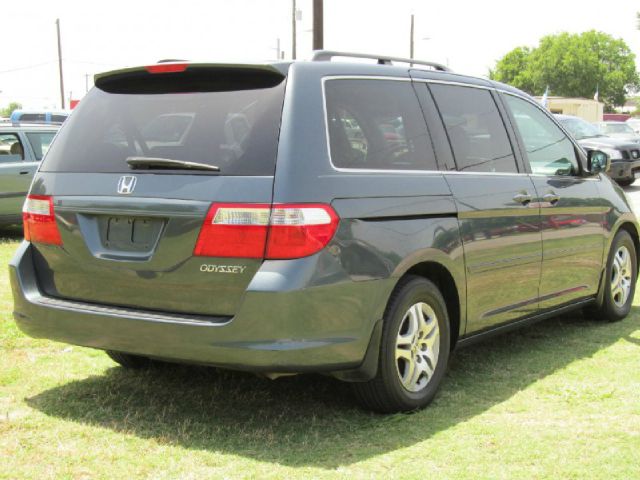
left=410, top=14, right=415, bottom=60
left=55, top=18, right=65, bottom=109
left=313, top=0, right=323, bottom=50
left=292, top=0, right=297, bottom=60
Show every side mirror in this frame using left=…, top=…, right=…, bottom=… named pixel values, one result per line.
left=588, top=150, right=610, bottom=175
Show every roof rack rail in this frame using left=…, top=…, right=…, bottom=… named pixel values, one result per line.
left=311, top=50, right=451, bottom=72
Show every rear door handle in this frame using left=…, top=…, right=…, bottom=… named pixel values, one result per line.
left=543, top=193, right=560, bottom=205
left=513, top=192, right=532, bottom=205
left=19, top=171, right=29, bottom=175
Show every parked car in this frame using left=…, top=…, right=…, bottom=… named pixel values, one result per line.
left=10, top=52, right=638, bottom=413
left=10, top=110, right=69, bottom=125
left=626, top=117, right=640, bottom=135
left=595, top=121, right=640, bottom=143
left=556, top=114, right=640, bottom=186
left=603, top=113, right=631, bottom=122
left=0, top=123, right=59, bottom=225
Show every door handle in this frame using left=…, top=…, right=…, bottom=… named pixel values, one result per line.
left=513, top=192, right=532, bottom=205
left=543, top=193, right=560, bottom=205
left=19, top=171, right=29, bottom=175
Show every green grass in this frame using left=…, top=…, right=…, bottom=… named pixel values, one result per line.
left=1, top=229, right=639, bottom=479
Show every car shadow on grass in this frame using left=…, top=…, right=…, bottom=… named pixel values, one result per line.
left=27, top=309, right=640, bottom=469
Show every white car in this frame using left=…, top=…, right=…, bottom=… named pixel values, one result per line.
left=595, top=121, right=640, bottom=142
left=626, top=117, right=640, bottom=134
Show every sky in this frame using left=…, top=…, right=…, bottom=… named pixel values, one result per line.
left=2, top=0, right=640, bottom=109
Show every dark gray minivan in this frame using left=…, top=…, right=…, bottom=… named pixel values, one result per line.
left=10, top=52, right=639, bottom=412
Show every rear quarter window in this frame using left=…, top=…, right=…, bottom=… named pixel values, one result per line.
left=325, top=79, right=436, bottom=171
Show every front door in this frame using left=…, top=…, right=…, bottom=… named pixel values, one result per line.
left=501, top=93, right=606, bottom=309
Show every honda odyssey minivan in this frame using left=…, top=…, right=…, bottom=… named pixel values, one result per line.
left=10, top=51, right=638, bottom=412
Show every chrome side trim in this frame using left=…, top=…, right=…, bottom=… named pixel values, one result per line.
left=322, top=75, right=411, bottom=82
left=412, top=78, right=494, bottom=90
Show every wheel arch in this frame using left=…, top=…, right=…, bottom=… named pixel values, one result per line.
left=616, top=221, right=640, bottom=270
left=595, top=220, right=640, bottom=308
left=402, top=261, right=462, bottom=350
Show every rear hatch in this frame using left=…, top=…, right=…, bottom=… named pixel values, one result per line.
left=27, top=63, right=287, bottom=318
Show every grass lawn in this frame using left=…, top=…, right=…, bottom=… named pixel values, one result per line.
left=1, top=227, right=639, bottom=479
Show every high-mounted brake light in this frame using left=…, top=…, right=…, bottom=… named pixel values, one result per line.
left=145, top=63, right=188, bottom=74
left=22, top=195, right=62, bottom=245
left=193, top=203, right=339, bottom=259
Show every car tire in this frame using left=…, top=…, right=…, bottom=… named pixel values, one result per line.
left=617, top=179, right=634, bottom=187
left=106, top=350, right=154, bottom=369
left=585, top=230, right=637, bottom=322
left=352, top=275, right=451, bottom=413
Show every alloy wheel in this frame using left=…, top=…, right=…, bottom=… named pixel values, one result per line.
left=611, top=245, right=633, bottom=308
left=395, top=302, right=440, bottom=393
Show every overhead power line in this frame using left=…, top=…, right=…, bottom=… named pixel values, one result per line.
left=0, top=61, right=56, bottom=74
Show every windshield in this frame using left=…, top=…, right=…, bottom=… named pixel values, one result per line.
left=558, top=117, right=602, bottom=140
left=41, top=77, right=286, bottom=175
left=603, top=123, right=635, bottom=134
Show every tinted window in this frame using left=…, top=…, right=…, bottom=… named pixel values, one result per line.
left=51, top=114, right=68, bottom=123
left=325, top=79, right=436, bottom=170
left=0, top=133, right=24, bottom=161
left=557, top=116, right=601, bottom=140
left=430, top=84, right=517, bottom=173
left=504, top=95, right=579, bottom=176
left=41, top=79, right=286, bottom=175
left=19, top=113, right=47, bottom=123
left=602, top=123, right=634, bottom=134
left=26, top=132, right=57, bottom=160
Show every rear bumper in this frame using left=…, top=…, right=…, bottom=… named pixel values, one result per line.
left=609, top=160, right=640, bottom=181
left=10, top=242, right=390, bottom=376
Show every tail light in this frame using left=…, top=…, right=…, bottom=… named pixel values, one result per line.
left=194, top=204, right=270, bottom=258
left=22, top=195, right=62, bottom=245
left=266, top=204, right=339, bottom=259
left=194, top=203, right=339, bottom=259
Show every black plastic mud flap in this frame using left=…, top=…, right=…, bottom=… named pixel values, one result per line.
left=330, top=318, right=382, bottom=382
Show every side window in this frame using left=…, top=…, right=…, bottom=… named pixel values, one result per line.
left=0, top=133, right=25, bottom=161
left=18, top=113, right=46, bottom=123
left=26, top=132, right=56, bottom=160
left=325, top=79, right=436, bottom=170
left=503, top=94, right=579, bottom=176
left=430, top=84, right=517, bottom=173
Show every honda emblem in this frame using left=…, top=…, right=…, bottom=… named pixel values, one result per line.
left=117, top=176, right=137, bottom=194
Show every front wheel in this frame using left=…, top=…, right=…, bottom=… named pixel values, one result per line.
left=586, top=230, right=637, bottom=322
left=352, top=276, right=451, bottom=413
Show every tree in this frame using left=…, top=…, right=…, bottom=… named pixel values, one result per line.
left=0, top=102, right=22, bottom=118
left=490, top=31, right=639, bottom=108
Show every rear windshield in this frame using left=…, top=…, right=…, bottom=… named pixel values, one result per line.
left=41, top=74, right=286, bottom=175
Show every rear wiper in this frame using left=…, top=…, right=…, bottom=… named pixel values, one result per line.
left=126, top=157, right=220, bottom=172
